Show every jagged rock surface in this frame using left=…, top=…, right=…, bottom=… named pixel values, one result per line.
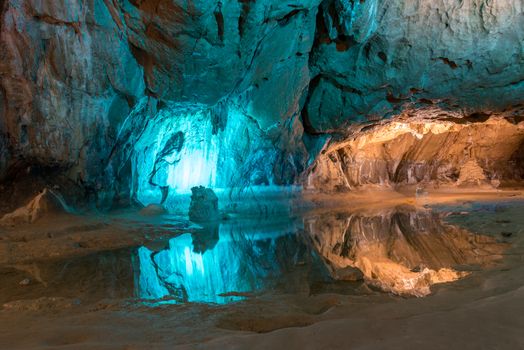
left=0, top=0, right=523, bottom=204
left=0, top=188, right=68, bottom=224
left=188, top=186, right=219, bottom=222
left=305, top=0, right=524, bottom=131
left=307, top=113, right=524, bottom=191
left=0, top=0, right=318, bottom=206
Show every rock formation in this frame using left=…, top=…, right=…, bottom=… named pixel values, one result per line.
left=307, top=113, right=524, bottom=191
left=139, top=203, right=167, bottom=216
left=0, top=188, right=69, bottom=224
left=305, top=0, right=524, bottom=131
left=0, top=1, right=523, bottom=205
left=188, top=186, right=219, bottom=222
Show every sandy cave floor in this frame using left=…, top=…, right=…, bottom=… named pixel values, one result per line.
left=0, top=189, right=523, bottom=349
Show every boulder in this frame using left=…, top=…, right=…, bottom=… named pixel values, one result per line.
left=139, top=204, right=167, bottom=217
left=188, top=186, right=219, bottom=222
left=457, top=160, right=489, bottom=187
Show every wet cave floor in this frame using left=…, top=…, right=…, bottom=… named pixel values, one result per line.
left=0, top=190, right=523, bottom=349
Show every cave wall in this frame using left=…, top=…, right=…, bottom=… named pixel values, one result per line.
left=306, top=0, right=524, bottom=131
left=0, top=0, right=318, bottom=207
left=0, top=0, right=523, bottom=206
left=307, top=112, right=524, bottom=191
left=0, top=1, right=145, bottom=193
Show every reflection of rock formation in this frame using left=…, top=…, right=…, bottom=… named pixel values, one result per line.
left=135, top=219, right=323, bottom=304
left=190, top=222, right=220, bottom=254
left=304, top=206, right=507, bottom=297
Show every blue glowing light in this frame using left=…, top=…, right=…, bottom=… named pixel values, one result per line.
left=132, top=107, right=220, bottom=205
left=136, top=232, right=262, bottom=304
left=135, top=220, right=305, bottom=304
left=165, top=143, right=218, bottom=192
left=136, top=246, right=169, bottom=299
left=130, top=104, right=255, bottom=209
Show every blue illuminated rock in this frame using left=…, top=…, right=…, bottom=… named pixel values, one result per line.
left=305, top=0, right=524, bottom=131
left=0, top=0, right=523, bottom=206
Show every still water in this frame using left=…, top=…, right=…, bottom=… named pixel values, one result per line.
left=135, top=218, right=324, bottom=304
left=0, top=203, right=513, bottom=306
left=134, top=205, right=507, bottom=303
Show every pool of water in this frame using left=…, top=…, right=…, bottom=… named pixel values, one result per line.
left=134, top=218, right=330, bottom=304
left=0, top=202, right=518, bottom=306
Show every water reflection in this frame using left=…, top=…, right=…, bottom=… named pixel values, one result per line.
left=135, top=205, right=508, bottom=303
left=305, top=205, right=507, bottom=296
left=135, top=219, right=328, bottom=304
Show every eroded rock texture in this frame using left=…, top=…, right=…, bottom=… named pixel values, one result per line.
left=307, top=112, right=524, bottom=191
left=305, top=0, right=524, bottom=131
left=0, top=0, right=523, bottom=206
left=0, top=188, right=68, bottom=224
left=0, top=0, right=318, bottom=208
left=0, top=1, right=145, bottom=208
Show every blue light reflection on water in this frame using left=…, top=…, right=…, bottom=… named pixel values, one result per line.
left=135, top=220, right=325, bottom=304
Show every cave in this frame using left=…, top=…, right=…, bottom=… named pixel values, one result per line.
left=1, top=0, right=524, bottom=349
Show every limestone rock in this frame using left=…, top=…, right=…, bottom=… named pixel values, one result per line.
left=307, top=113, right=524, bottom=191
left=139, top=204, right=167, bottom=217
left=0, top=0, right=523, bottom=203
left=0, top=188, right=68, bottom=224
left=332, top=266, right=364, bottom=282
left=305, top=0, right=524, bottom=132
left=188, top=186, right=219, bottom=222
left=457, top=160, right=489, bottom=187
left=0, top=0, right=319, bottom=203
